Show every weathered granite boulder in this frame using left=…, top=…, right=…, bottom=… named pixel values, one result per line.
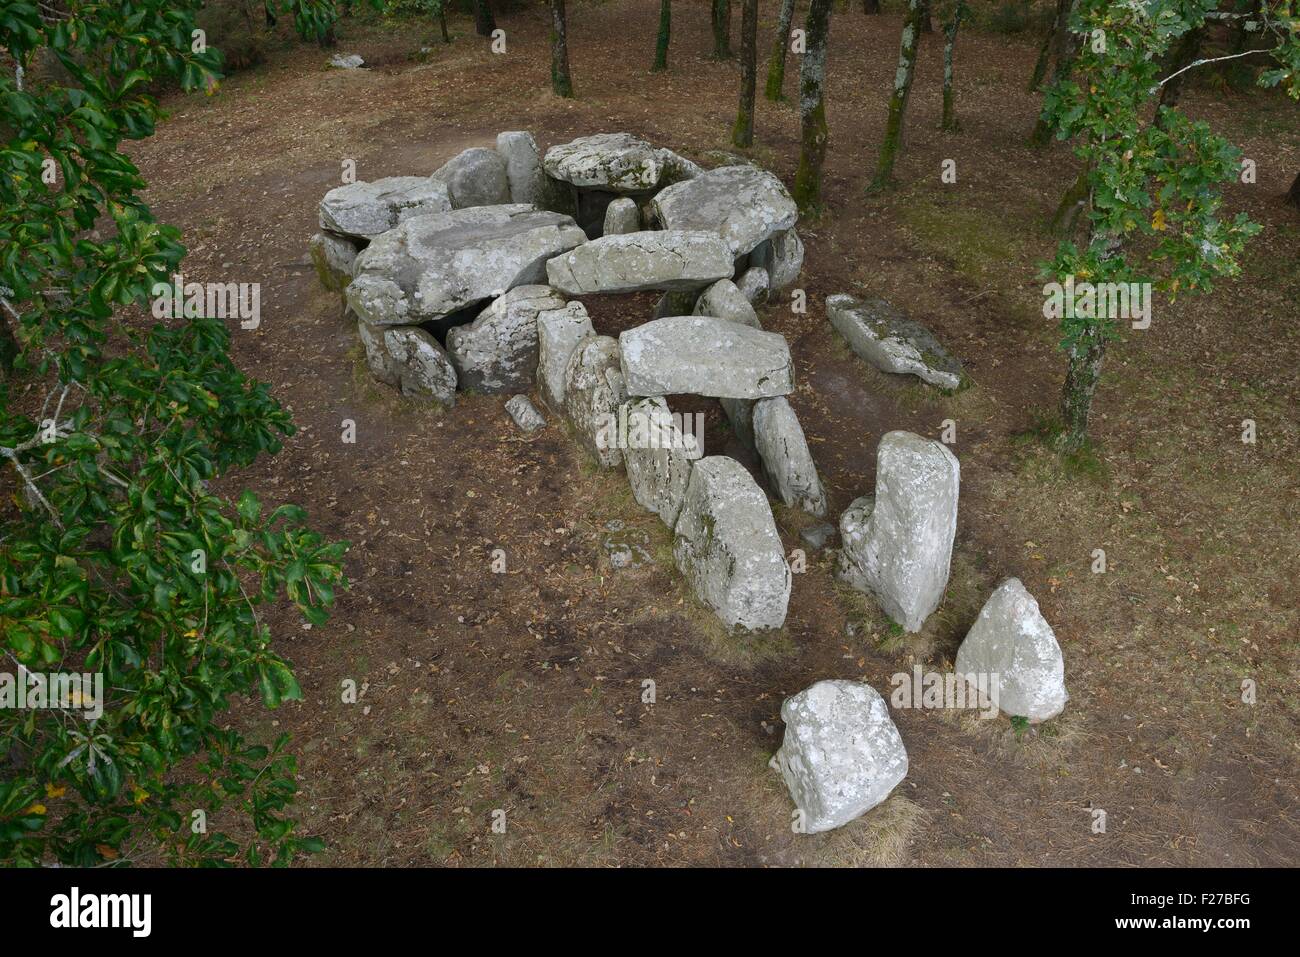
left=619, top=317, right=793, bottom=399
left=445, top=285, right=566, bottom=394
left=431, top=148, right=511, bottom=209
left=649, top=164, right=798, bottom=257
left=329, top=53, right=364, bottom=69
left=673, top=456, right=791, bottom=631
left=752, top=397, right=827, bottom=517
left=602, top=197, right=641, bottom=236
left=955, top=578, right=1068, bottom=723
left=563, top=336, right=627, bottom=469
left=775, top=680, right=908, bottom=834
left=543, top=133, right=663, bottom=193
left=655, top=148, right=704, bottom=186
left=318, top=177, right=451, bottom=240
left=621, top=397, right=701, bottom=527
left=837, top=431, right=960, bottom=632
left=496, top=131, right=546, bottom=206
left=310, top=232, right=360, bottom=293
left=545, top=230, right=733, bottom=295
left=693, top=278, right=760, bottom=328
left=751, top=228, right=804, bottom=292
left=505, top=394, right=546, bottom=433
left=826, top=294, right=965, bottom=391
left=346, top=205, right=586, bottom=327
left=357, top=322, right=457, bottom=405
left=736, top=265, right=770, bottom=304
left=536, top=302, right=594, bottom=411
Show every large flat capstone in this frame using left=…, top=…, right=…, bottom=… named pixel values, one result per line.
left=318, top=176, right=451, bottom=240
left=543, top=133, right=664, bottom=193
left=545, top=230, right=733, bottom=295
left=649, top=164, right=798, bottom=256
left=618, top=317, right=794, bottom=399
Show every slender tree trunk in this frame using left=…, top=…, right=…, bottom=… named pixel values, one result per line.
left=733, top=0, right=759, bottom=146
left=941, top=4, right=965, bottom=133
left=712, top=0, right=733, bottom=59
left=1059, top=322, right=1106, bottom=452
left=438, top=3, right=451, bottom=43
left=550, top=0, right=574, bottom=97
left=871, top=0, right=924, bottom=190
left=653, top=0, right=671, bottom=71
left=1030, top=6, right=1080, bottom=146
left=1287, top=170, right=1300, bottom=209
left=765, top=0, right=798, bottom=101
left=919, top=0, right=934, bottom=32
left=1028, top=0, right=1071, bottom=92
left=1156, top=25, right=1204, bottom=122
left=473, top=0, right=496, bottom=37
left=863, top=0, right=880, bottom=12
left=794, top=0, right=835, bottom=214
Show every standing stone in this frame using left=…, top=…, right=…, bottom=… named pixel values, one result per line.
left=721, top=398, right=756, bottom=450
left=545, top=230, right=733, bottom=295
left=602, top=197, right=641, bottom=236
left=955, top=578, right=1068, bottom=722
left=837, top=431, right=960, bottom=632
left=445, top=285, right=566, bottom=394
left=619, top=317, right=793, bottom=399
left=536, top=302, right=594, bottom=411
left=826, top=294, right=965, bottom=390
left=693, top=278, right=761, bottom=328
left=563, top=336, right=627, bottom=469
left=751, top=228, right=804, bottom=291
left=621, top=397, right=701, bottom=528
left=318, top=177, right=451, bottom=240
left=673, top=456, right=791, bottom=631
left=496, top=131, right=546, bottom=206
left=505, top=394, right=547, bottom=433
left=357, top=322, right=457, bottom=405
left=543, top=133, right=664, bottom=193
left=775, top=680, right=909, bottom=834
left=310, top=232, right=360, bottom=293
left=736, top=266, right=770, bottom=304
left=649, top=164, right=799, bottom=256
left=753, top=397, right=827, bottom=517
left=431, top=147, right=511, bottom=208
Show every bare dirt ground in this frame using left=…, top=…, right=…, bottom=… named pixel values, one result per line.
left=128, top=1, right=1299, bottom=866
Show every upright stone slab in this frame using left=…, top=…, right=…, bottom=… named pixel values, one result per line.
left=751, top=228, right=804, bottom=291
left=545, top=230, right=733, bottom=295
left=602, top=197, right=641, bottom=236
left=318, top=177, right=451, bottom=240
left=357, top=322, right=457, bottom=405
left=445, top=285, right=566, bottom=394
left=649, top=164, right=798, bottom=257
left=347, top=205, right=586, bottom=326
left=431, top=148, right=511, bottom=209
left=310, top=232, right=360, bottom=293
left=955, top=578, right=1068, bottom=722
left=543, top=133, right=664, bottom=193
left=826, top=294, right=965, bottom=390
left=619, top=317, right=793, bottom=399
left=563, top=336, right=627, bottom=469
left=736, top=266, right=770, bottom=304
left=536, top=302, right=594, bottom=411
left=837, top=431, right=960, bottom=632
left=673, top=456, right=791, bottom=631
left=693, top=278, right=760, bottom=328
left=775, top=680, right=909, bottom=834
left=621, top=397, right=701, bottom=528
left=720, top=398, right=756, bottom=449
left=496, top=131, right=546, bottom=206
left=752, top=397, right=827, bottom=517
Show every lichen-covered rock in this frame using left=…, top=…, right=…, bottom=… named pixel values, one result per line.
left=310, top=231, right=360, bottom=293
left=621, top=397, right=701, bottom=527
left=545, top=230, right=733, bottom=295
left=357, top=322, right=457, bottom=405
left=693, top=278, right=760, bottom=328
left=955, top=578, right=1068, bottom=722
left=536, top=302, right=594, bottom=411
left=329, top=53, right=364, bottom=69
left=318, top=177, right=451, bottom=240
left=837, top=431, right=960, bottom=632
left=619, top=316, right=793, bottom=399
left=445, top=285, right=566, bottom=394
left=752, top=396, right=827, bottom=517
left=543, top=133, right=663, bottom=193
left=826, top=293, right=964, bottom=391
left=775, top=680, right=908, bottom=834
left=602, top=197, right=641, bottom=236
left=496, top=131, right=546, bottom=206
left=673, top=456, right=791, bottom=631
left=346, top=205, right=585, bottom=326
left=655, top=148, right=704, bottom=186
left=505, top=394, right=546, bottom=433
left=431, top=147, right=510, bottom=209
left=751, top=228, right=804, bottom=291
left=649, top=164, right=798, bottom=257
left=736, top=265, right=770, bottom=304
left=563, top=336, right=627, bottom=469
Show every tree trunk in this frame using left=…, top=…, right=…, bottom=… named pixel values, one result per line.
left=941, top=4, right=965, bottom=133
left=919, top=0, right=934, bottom=32
left=765, top=0, right=798, bottom=101
left=1287, top=170, right=1300, bottom=209
left=1028, top=0, right=1071, bottom=92
left=653, top=0, right=671, bottom=72
left=793, top=0, right=835, bottom=214
left=550, top=0, right=574, bottom=97
left=1030, top=6, right=1080, bottom=146
left=871, top=0, right=924, bottom=190
left=712, top=0, right=733, bottom=59
left=733, top=0, right=758, bottom=146
left=1059, top=322, right=1106, bottom=452
left=863, top=0, right=880, bottom=12
left=473, top=0, right=496, bottom=37
left=1156, top=25, right=1204, bottom=122
left=438, top=3, right=451, bottom=43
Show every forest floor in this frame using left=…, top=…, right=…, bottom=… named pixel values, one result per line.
left=129, top=0, right=1299, bottom=866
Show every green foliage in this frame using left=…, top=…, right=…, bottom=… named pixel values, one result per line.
left=1, top=0, right=346, bottom=865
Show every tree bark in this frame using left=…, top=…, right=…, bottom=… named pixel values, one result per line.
left=941, top=3, right=965, bottom=133
left=871, top=0, right=924, bottom=190
left=550, top=0, right=574, bottom=97
left=712, top=0, right=733, bottom=59
left=438, top=3, right=450, bottom=43
left=765, top=0, right=798, bottom=101
left=1156, top=25, right=1204, bottom=121
left=1028, top=0, right=1071, bottom=92
left=473, top=0, right=496, bottom=37
left=733, top=0, right=758, bottom=146
left=793, top=0, right=834, bottom=214
left=1030, top=4, right=1080, bottom=146
left=1059, top=322, right=1106, bottom=452
left=653, top=0, right=671, bottom=72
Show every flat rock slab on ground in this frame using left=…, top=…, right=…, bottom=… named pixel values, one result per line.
left=505, top=394, right=546, bottom=432
left=446, top=284, right=566, bottom=394
left=347, top=205, right=586, bottom=326
left=543, top=133, right=664, bottom=193
left=545, top=230, right=733, bottom=295
left=649, top=164, right=798, bottom=256
left=826, top=293, right=965, bottom=390
left=619, top=316, right=794, bottom=399
left=318, top=176, right=451, bottom=240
